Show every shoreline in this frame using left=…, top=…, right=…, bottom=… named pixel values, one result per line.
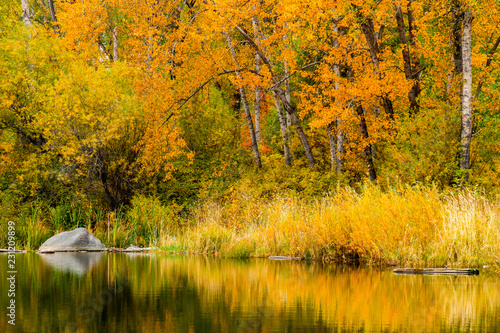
left=2, top=248, right=496, bottom=274
left=2, top=186, right=499, bottom=273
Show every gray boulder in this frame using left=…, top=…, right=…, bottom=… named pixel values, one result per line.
left=39, top=227, right=106, bottom=252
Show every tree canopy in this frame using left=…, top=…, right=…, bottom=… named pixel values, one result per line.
left=1, top=0, right=500, bottom=214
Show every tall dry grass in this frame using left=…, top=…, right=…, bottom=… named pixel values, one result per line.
left=172, top=185, right=500, bottom=268
left=7, top=184, right=499, bottom=269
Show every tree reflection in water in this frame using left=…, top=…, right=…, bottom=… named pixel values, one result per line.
left=0, top=253, right=499, bottom=333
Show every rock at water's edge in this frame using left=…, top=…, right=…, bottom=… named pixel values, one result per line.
left=39, top=228, right=106, bottom=252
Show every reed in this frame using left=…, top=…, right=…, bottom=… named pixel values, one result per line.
left=5, top=184, right=499, bottom=271
left=126, top=195, right=180, bottom=247
left=170, top=185, right=500, bottom=268
left=17, top=200, right=52, bottom=250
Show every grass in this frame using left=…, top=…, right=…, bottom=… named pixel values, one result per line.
left=172, top=185, right=500, bottom=269
left=3, top=184, right=499, bottom=271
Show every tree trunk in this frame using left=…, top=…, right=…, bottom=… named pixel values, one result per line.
left=252, top=18, right=293, bottom=164
left=406, top=1, right=421, bottom=115
left=451, top=5, right=464, bottom=76
left=223, top=31, right=262, bottom=168
left=252, top=16, right=262, bottom=142
left=113, top=27, right=119, bottom=61
left=336, top=118, right=345, bottom=174
left=286, top=105, right=316, bottom=171
left=272, top=91, right=293, bottom=166
left=395, top=4, right=421, bottom=115
left=361, top=18, right=395, bottom=120
left=476, top=34, right=500, bottom=96
left=48, top=0, right=59, bottom=34
left=460, top=9, right=473, bottom=181
left=356, top=105, right=377, bottom=181
left=234, top=25, right=316, bottom=170
left=253, top=53, right=262, bottom=142
left=332, top=23, right=344, bottom=173
left=284, top=60, right=292, bottom=128
left=327, top=123, right=339, bottom=171
left=21, top=0, right=32, bottom=27
left=146, top=39, right=153, bottom=72
left=396, top=6, right=412, bottom=80
left=361, top=19, right=380, bottom=68
left=446, top=1, right=464, bottom=126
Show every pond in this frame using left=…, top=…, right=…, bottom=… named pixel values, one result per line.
left=1, top=253, right=499, bottom=332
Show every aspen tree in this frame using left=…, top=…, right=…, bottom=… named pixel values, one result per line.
left=460, top=9, right=473, bottom=181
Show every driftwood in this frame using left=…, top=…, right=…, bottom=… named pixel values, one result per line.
left=268, top=256, right=303, bottom=261
left=107, top=246, right=157, bottom=253
left=393, top=268, right=479, bottom=276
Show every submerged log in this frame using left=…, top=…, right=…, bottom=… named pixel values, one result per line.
left=393, top=268, right=479, bottom=276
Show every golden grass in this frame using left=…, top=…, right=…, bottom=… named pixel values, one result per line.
left=7, top=184, right=499, bottom=270
left=172, top=185, right=500, bottom=268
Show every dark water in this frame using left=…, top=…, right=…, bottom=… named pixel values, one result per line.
left=1, top=253, right=500, bottom=333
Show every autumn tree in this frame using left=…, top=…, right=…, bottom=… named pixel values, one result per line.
left=3, top=0, right=500, bottom=218
left=395, top=1, right=422, bottom=115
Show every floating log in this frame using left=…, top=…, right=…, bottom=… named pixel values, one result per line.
left=393, top=268, right=479, bottom=276
left=124, top=246, right=156, bottom=252
left=106, top=246, right=157, bottom=253
left=268, top=256, right=303, bottom=260
left=0, top=249, right=27, bottom=253
left=106, top=248, right=124, bottom=252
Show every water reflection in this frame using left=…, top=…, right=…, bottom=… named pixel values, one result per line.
left=40, top=252, right=104, bottom=275
left=0, top=254, right=499, bottom=333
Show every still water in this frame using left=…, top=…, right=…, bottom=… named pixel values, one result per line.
left=1, top=253, right=500, bottom=332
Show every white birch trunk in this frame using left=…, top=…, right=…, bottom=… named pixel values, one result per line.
left=332, top=23, right=344, bottom=173
left=272, top=91, right=293, bottom=166
left=252, top=18, right=294, bottom=166
left=234, top=25, right=316, bottom=170
left=284, top=60, right=292, bottom=128
left=113, top=27, right=119, bottom=62
left=22, top=0, right=32, bottom=27
left=327, top=123, right=338, bottom=171
left=460, top=9, right=474, bottom=181
left=223, top=31, right=262, bottom=168
left=252, top=16, right=262, bottom=143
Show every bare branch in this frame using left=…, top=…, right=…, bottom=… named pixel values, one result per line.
left=161, top=69, right=250, bottom=125
left=266, top=61, right=322, bottom=93
left=476, top=34, right=500, bottom=96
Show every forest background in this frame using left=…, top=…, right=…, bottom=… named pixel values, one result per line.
left=1, top=0, right=500, bottom=267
